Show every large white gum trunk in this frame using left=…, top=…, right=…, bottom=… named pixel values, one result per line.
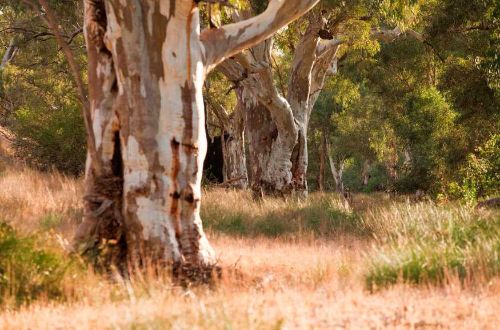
left=76, top=0, right=214, bottom=273
left=105, top=1, right=213, bottom=267
left=77, top=0, right=319, bottom=277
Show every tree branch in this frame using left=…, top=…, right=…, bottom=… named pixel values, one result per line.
left=200, top=0, right=319, bottom=71
left=205, top=91, right=230, bottom=128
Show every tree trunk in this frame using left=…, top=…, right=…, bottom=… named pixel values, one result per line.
left=328, top=155, right=345, bottom=195
left=318, top=129, right=326, bottom=192
left=216, top=10, right=341, bottom=198
left=218, top=43, right=297, bottom=197
left=205, top=87, right=248, bottom=188
left=288, top=12, right=341, bottom=196
left=245, top=99, right=282, bottom=197
left=361, top=160, right=371, bottom=187
left=290, top=122, right=308, bottom=195
left=74, top=0, right=319, bottom=277
left=221, top=88, right=248, bottom=189
left=76, top=0, right=216, bottom=277
left=1, top=38, right=18, bottom=69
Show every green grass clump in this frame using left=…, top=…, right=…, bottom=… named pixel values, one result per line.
left=365, top=203, right=500, bottom=290
left=202, top=191, right=370, bottom=238
left=0, top=222, right=73, bottom=307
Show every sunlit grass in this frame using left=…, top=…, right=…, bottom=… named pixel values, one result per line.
left=364, top=203, right=500, bottom=290
left=202, top=188, right=368, bottom=238
left=0, top=165, right=498, bottom=328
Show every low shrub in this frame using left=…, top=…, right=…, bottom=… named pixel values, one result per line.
left=0, top=222, right=74, bottom=307
left=448, top=134, right=499, bottom=202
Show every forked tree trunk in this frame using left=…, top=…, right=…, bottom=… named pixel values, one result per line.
left=325, top=138, right=345, bottom=195
left=74, top=0, right=318, bottom=277
left=224, top=10, right=340, bottom=198
left=231, top=15, right=406, bottom=198
left=288, top=15, right=341, bottom=196
left=329, top=156, right=345, bottom=194
left=218, top=46, right=295, bottom=197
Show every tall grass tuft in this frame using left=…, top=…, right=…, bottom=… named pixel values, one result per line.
left=364, top=203, right=499, bottom=290
left=201, top=189, right=369, bottom=238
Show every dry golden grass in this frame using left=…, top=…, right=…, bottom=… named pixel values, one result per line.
left=0, top=165, right=83, bottom=236
left=0, top=164, right=499, bottom=329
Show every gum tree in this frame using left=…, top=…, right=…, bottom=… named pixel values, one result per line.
left=217, top=4, right=407, bottom=197
left=72, top=0, right=319, bottom=277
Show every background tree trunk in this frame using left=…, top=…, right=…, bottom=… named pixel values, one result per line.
left=328, top=155, right=345, bottom=195
left=222, top=88, right=248, bottom=188
left=205, top=87, right=248, bottom=188
left=362, top=160, right=371, bottom=187
left=318, top=128, right=327, bottom=191
left=218, top=43, right=297, bottom=197
left=1, top=38, right=18, bottom=69
left=245, top=100, right=281, bottom=197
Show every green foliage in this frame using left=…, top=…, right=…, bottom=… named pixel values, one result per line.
left=365, top=203, right=500, bottom=290
left=449, top=134, right=500, bottom=201
left=12, top=101, right=86, bottom=174
left=394, top=87, right=456, bottom=192
left=0, top=1, right=87, bottom=174
left=0, top=222, right=73, bottom=307
left=310, top=0, right=498, bottom=197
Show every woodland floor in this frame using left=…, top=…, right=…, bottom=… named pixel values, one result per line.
left=0, top=235, right=498, bottom=329
left=0, top=158, right=498, bottom=329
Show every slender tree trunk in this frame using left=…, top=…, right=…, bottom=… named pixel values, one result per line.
left=325, top=138, right=345, bottom=195
left=328, top=155, right=345, bottom=195
left=318, top=129, right=326, bottom=192
left=361, top=160, right=371, bottom=187
left=74, top=0, right=319, bottom=277
left=1, top=39, right=18, bottom=69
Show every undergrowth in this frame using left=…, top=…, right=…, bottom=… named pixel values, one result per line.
left=364, top=203, right=500, bottom=290
left=0, top=222, right=77, bottom=308
left=201, top=190, right=369, bottom=237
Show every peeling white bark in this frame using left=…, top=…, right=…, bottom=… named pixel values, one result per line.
left=201, top=0, right=320, bottom=70
left=77, top=0, right=319, bottom=276
left=236, top=18, right=414, bottom=197
left=216, top=10, right=339, bottom=196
